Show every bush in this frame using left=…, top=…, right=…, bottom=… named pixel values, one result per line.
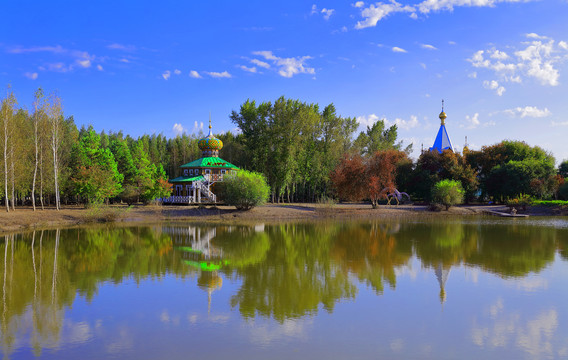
left=218, top=170, right=270, bottom=210
left=431, top=179, right=464, bottom=210
left=83, top=204, right=131, bottom=223
left=506, top=194, right=532, bottom=211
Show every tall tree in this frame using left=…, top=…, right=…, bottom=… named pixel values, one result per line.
left=31, top=88, right=45, bottom=211
left=70, top=127, right=123, bottom=203
left=1, top=89, right=16, bottom=212
left=48, top=94, right=63, bottom=210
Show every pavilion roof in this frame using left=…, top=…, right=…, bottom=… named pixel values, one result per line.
left=180, top=157, right=239, bottom=169
left=168, top=175, right=204, bottom=183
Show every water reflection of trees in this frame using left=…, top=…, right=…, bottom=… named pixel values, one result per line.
left=1, top=220, right=567, bottom=355
left=330, top=223, right=413, bottom=294
left=228, top=223, right=357, bottom=323
left=0, top=227, right=188, bottom=357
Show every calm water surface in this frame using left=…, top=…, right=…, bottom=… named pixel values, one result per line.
left=1, top=218, right=568, bottom=359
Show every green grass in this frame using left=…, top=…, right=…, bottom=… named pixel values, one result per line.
left=531, top=200, right=568, bottom=207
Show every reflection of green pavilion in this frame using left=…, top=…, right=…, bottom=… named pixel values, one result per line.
left=172, top=226, right=228, bottom=313
left=435, top=263, right=451, bottom=304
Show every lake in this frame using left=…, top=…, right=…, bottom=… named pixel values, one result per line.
left=1, top=218, right=568, bottom=359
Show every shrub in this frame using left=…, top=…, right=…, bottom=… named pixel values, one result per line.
left=506, top=194, right=532, bottom=211
left=218, top=170, right=270, bottom=210
left=431, top=179, right=464, bottom=210
left=83, top=204, right=131, bottom=223
left=315, top=196, right=337, bottom=215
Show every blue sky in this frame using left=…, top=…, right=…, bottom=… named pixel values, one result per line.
left=2, top=0, right=567, bottom=163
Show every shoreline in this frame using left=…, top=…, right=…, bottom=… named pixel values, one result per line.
left=0, top=203, right=565, bottom=235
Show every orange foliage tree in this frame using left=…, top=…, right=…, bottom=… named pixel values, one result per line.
left=331, top=150, right=409, bottom=208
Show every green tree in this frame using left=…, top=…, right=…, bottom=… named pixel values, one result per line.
left=431, top=179, right=464, bottom=210
left=559, top=160, right=568, bottom=178
left=70, top=128, right=123, bottom=203
left=411, top=150, right=477, bottom=202
left=353, top=119, right=409, bottom=156
left=218, top=170, right=269, bottom=210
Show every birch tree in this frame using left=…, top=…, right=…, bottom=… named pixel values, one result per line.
left=31, top=88, right=45, bottom=211
left=48, top=93, right=63, bottom=210
left=1, top=89, right=16, bottom=212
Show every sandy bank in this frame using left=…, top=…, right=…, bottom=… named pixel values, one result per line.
left=0, top=203, right=565, bottom=235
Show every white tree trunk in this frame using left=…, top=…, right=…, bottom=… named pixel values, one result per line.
left=32, top=117, right=39, bottom=211
left=3, top=111, right=8, bottom=213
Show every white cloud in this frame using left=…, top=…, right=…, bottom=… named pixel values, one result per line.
left=9, top=45, right=99, bottom=73
left=174, top=69, right=181, bottom=75
left=355, top=1, right=415, bottom=29
left=193, top=121, right=204, bottom=133
left=97, top=64, right=104, bottom=71
left=119, top=58, right=130, bottom=63
left=468, top=72, right=477, bottom=78
left=311, top=4, right=318, bottom=14
left=503, top=106, right=551, bottom=118
left=526, top=33, right=548, bottom=40
left=483, top=80, right=506, bottom=96
left=162, top=70, right=171, bottom=80
left=42, top=62, right=72, bottom=73
left=205, top=71, right=232, bottom=78
left=77, top=59, right=91, bottom=68
left=7, top=45, right=66, bottom=54
left=356, top=114, right=418, bottom=131
left=490, top=49, right=509, bottom=60
left=321, top=8, right=335, bottom=20
left=392, top=46, right=407, bottom=53
left=250, top=58, right=270, bottom=69
left=461, top=113, right=481, bottom=129
left=356, top=114, right=380, bottom=128
left=417, top=0, right=537, bottom=14
left=470, top=36, right=568, bottom=89
left=551, top=120, right=568, bottom=127
left=24, top=72, right=38, bottom=80
left=107, top=43, right=136, bottom=51
left=239, top=65, right=257, bottom=73
left=173, top=123, right=185, bottom=135
left=311, top=5, right=335, bottom=20
left=354, top=0, right=537, bottom=29
left=386, top=115, right=419, bottom=130
left=252, top=51, right=315, bottom=78
left=189, top=70, right=202, bottom=78
left=421, top=44, right=437, bottom=50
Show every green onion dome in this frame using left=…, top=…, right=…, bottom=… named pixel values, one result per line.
left=198, top=122, right=223, bottom=156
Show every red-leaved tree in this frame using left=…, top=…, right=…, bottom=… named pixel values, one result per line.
left=331, top=150, right=409, bottom=208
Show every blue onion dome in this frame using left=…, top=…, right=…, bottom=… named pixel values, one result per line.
left=198, top=120, right=223, bottom=157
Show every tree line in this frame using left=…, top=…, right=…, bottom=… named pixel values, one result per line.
left=1, top=89, right=567, bottom=209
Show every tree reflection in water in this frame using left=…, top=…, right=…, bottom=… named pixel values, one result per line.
left=0, top=219, right=566, bottom=357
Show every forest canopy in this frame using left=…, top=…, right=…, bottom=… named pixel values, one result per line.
left=1, top=89, right=565, bottom=209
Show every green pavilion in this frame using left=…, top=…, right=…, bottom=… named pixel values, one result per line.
left=163, top=119, right=239, bottom=204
